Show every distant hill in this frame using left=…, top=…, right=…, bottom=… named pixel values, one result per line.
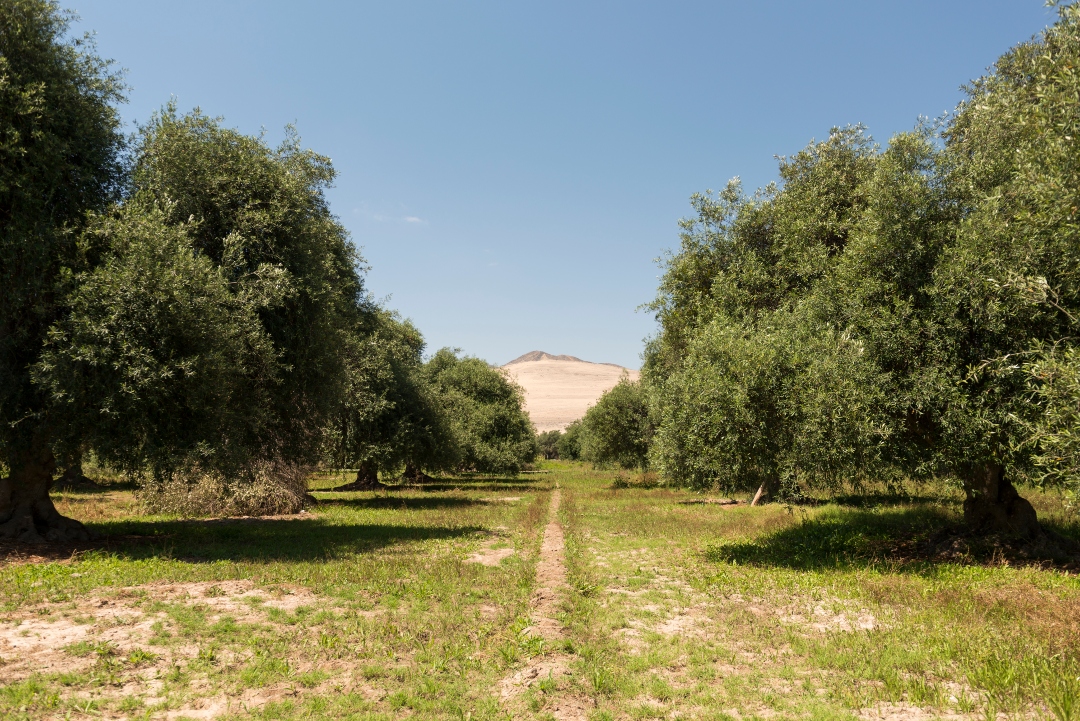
left=506, top=350, right=623, bottom=368
left=501, top=351, right=639, bottom=432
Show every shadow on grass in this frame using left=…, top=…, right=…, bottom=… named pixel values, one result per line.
left=705, top=504, right=1080, bottom=572
left=59, top=517, right=485, bottom=563
left=52, top=477, right=140, bottom=494
left=414, top=482, right=549, bottom=493
left=829, top=492, right=958, bottom=509
left=313, top=496, right=486, bottom=511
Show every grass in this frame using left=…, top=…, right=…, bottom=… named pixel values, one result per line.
left=1, top=464, right=1078, bottom=719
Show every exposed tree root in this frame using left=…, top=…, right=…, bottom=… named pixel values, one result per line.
left=963, top=464, right=1041, bottom=538
left=1, top=444, right=95, bottom=544
left=401, top=464, right=435, bottom=484
left=0, top=493, right=94, bottom=544
left=52, top=463, right=98, bottom=491
left=328, top=464, right=383, bottom=492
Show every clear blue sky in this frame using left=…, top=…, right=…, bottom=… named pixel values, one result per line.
left=74, top=1, right=1056, bottom=369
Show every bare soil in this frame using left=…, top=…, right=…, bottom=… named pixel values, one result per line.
left=499, top=487, right=590, bottom=720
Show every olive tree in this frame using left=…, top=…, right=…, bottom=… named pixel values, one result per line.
left=537, top=430, right=562, bottom=460
left=0, top=0, right=124, bottom=541
left=581, top=377, right=652, bottom=472
left=646, top=128, right=884, bottom=501
left=39, top=108, right=365, bottom=509
left=645, top=5, right=1080, bottom=536
left=329, top=309, right=456, bottom=488
left=556, top=420, right=584, bottom=461
left=424, top=349, right=537, bottom=475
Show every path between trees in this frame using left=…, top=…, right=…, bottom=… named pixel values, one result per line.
left=531, top=487, right=567, bottom=640
left=499, top=486, right=591, bottom=719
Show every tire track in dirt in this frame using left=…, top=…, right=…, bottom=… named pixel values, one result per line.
left=498, top=486, right=590, bottom=720
left=529, top=486, right=567, bottom=640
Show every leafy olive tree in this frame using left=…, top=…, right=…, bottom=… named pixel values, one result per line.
left=921, top=3, right=1080, bottom=533
left=581, top=377, right=652, bottom=471
left=646, top=127, right=885, bottom=501
left=424, top=349, right=537, bottom=475
left=329, top=309, right=456, bottom=488
left=39, top=108, right=365, bottom=506
left=646, top=5, right=1080, bottom=536
left=0, top=0, right=125, bottom=541
left=537, top=430, right=562, bottom=460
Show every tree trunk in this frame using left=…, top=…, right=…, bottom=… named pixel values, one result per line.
left=53, top=455, right=96, bottom=491
left=402, top=463, right=434, bottom=484
left=328, top=462, right=381, bottom=492
left=0, top=439, right=92, bottom=543
left=962, top=463, right=1041, bottom=538
left=751, top=476, right=780, bottom=506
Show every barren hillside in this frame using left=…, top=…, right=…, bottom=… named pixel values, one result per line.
left=502, top=351, right=640, bottom=432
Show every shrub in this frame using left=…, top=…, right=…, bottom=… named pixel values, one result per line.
left=136, top=460, right=310, bottom=517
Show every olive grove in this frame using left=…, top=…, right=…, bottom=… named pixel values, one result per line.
left=644, top=5, right=1080, bottom=535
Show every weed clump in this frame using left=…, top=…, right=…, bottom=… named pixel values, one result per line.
left=136, top=460, right=310, bottom=517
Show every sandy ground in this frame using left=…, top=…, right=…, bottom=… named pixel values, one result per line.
left=502, top=353, right=640, bottom=432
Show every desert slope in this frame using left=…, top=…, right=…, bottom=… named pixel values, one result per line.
left=502, top=351, right=640, bottom=432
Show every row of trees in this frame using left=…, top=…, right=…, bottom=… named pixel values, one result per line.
left=0, top=0, right=535, bottom=542
left=332, top=332, right=538, bottom=489
left=582, top=5, right=1080, bottom=536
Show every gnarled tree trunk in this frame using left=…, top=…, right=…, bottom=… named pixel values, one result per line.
left=402, top=463, right=434, bottom=484
left=962, top=463, right=1040, bottom=538
left=329, top=462, right=381, bottom=492
left=0, top=439, right=92, bottom=543
left=53, top=454, right=97, bottom=491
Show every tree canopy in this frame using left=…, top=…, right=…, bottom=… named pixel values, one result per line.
left=39, top=108, right=366, bottom=482
left=329, top=309, right=456, bottom=487
left=644, top=5, right=1080, bottom=534
left=424, top=349, right=538, bottom=475
left=0, top=0, right=125, bottom=541
left=581, top=377, right=651, bottom=471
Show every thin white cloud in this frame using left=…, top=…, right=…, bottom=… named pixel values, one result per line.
left=353, top=204, right=427, bottom=225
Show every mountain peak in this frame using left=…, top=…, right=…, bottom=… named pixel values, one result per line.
left=505, top=350, right=585, bottom=365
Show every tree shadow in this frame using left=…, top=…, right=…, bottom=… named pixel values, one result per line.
left=313, top=496, right=487, bottom=511
left=51, top=478, right=140, bottom=495
left=705, top=504, right=1080, bottom=573
left=828, top=492, right=957, bottom=509
left=65, top=517, right=484, bottom=563
left=413, top=482, right=548, bottom=493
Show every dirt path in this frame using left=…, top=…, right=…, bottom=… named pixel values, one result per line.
left=498, top=486, right=590, bottom=719
left=530, top=486, right=567, bottom=640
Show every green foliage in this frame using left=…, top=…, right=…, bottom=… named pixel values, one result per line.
left=37, top=201, right=278, bottom=474
left=646, top=127, right=888, bottom=492
left=0, top=0, right=124, bottom=462
left=557, top=420, right=584, bottom=461
left=537, top=430, right=562, bottom=460
left=645, top=6, right=1080, bottom=499
left=1024, top=344, right=1080, bottom=501
left=581, top=377, right=651, bottom=471
left=331, top=309, right=456, bottom=476
left=424, top=349, right=537, bottom=475
left=38, top=108, right=365, bottom=477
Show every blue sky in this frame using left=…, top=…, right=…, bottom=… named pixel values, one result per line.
left=75, top=1, right=1057, bottom=369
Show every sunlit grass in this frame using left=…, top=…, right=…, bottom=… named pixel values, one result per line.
left=1, top=465, right=1078, bottom=719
